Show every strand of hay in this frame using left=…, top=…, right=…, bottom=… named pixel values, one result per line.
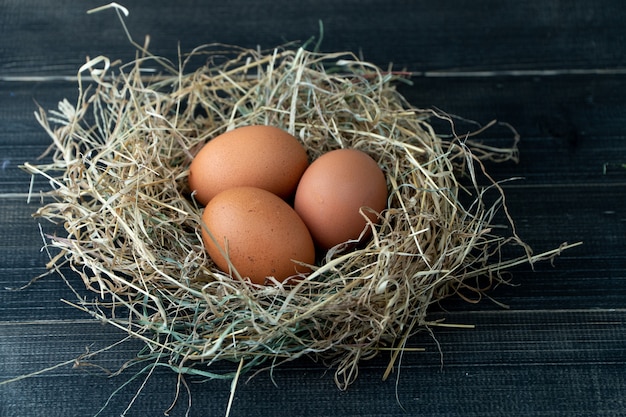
left=24, top=43, right=575, bottom=390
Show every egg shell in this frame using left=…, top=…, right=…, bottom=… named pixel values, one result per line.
left=188, top=125, right=309, bottom=205
left=201, top=186, right=315, bottom=284
left=293, top=148, right=387, bottom=250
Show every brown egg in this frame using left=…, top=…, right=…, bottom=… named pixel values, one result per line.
left=188, top=125, right=309, bottom=205
left=201, top=186, right=315, bottom=284
left=293, top=148, right=387, bottom=250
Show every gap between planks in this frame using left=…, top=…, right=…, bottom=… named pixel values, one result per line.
left=3, top=67, right=626, bottom=83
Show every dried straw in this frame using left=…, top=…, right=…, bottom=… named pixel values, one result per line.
left=23, top=42, right=574, bottom=390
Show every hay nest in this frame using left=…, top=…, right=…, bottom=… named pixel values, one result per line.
left=24, top=43, right=566, bottom=389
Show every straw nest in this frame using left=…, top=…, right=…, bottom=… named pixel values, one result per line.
left=24, top=43, right=564, bottom=389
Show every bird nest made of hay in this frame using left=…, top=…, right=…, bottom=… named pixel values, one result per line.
left=24, top=42, right=570, bottom=389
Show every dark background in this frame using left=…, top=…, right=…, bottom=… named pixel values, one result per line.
left=1, top=1, right=625, bottom=416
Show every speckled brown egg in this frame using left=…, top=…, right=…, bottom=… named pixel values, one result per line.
left=293, top=148, right=387, bottom=250
left=188, top=125, right=309, bottom=205
left=201, top=186, right=315, bottom=284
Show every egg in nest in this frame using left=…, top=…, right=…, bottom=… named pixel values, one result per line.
left=188, top=125, right=309, bottom=205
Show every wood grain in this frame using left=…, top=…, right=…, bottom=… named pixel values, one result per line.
left=1, top=1, right=625, bottom=416
left=1, top=0, right=625, bottom=77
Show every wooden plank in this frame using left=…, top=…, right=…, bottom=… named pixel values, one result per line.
left=399, top=73, right=626, bottom=188
left=2, top=74, right=626, bottom=196
left=401, top=73, right=626, bottom=140
left=1, top=0, right=625, bottom=77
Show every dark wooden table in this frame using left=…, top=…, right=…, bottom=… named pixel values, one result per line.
left=2, top=1, right=625, bottom=416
